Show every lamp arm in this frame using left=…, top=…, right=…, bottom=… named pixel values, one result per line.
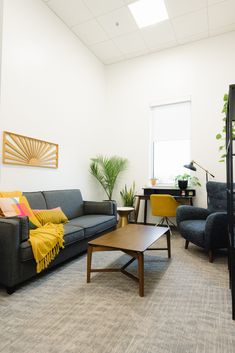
left=192, top=160, right=215, bottom=178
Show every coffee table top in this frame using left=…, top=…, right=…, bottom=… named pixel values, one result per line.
left=88, top=224, right=169, bottom=252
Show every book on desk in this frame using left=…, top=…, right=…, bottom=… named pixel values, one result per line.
left=135, top=186, right=196, bottom=224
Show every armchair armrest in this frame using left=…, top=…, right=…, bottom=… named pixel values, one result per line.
left=204, top=212, right=228, bottom=250
left=83, top=201, right=117, bottom=216
left=176, top=205, right=210, bottom=224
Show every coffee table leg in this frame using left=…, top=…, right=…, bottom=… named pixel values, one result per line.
left=166, top=229, right=171, bottom=258
left=138, top=252, right=144, bottom=297
left=87, top=244, right=93, bottom=283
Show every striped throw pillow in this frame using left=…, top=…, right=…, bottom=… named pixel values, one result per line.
left=33, top=207, right=68, bottom=225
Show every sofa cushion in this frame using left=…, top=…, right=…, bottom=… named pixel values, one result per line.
left=20, top=224, right=84, bottom=262
left=69, top=215, right=116, bottom=237
left=42, top=190, right=84, bottom=220
left=23, top=192, right=47, bottom=209
left=179, top=220, right=206, bottom=247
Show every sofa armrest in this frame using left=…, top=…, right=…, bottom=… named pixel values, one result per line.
left=204, top=212, right=228, bottom=250
left=0, top=217, right=29, bottom=287
left=83, top=201, right=117, bottom=216
left=176, top=205, right=210, bottom=225
left=0, top=216, right=29, bottom=242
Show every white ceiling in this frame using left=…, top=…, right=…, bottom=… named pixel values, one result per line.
left=42, top=0, right=235, bottom=65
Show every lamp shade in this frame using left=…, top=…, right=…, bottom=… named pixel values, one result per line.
left=184, top=161, right=196, bottom=171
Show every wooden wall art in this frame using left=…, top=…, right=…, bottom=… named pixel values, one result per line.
left=3, top=131, right=58, bottom=168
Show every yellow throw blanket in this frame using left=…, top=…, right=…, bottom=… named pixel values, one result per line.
left=29, top=223, right=64, bottom=273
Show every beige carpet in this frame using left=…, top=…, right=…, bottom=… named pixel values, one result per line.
left=0, top=232, right=234, bottom=353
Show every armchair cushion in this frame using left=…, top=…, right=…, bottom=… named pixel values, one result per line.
left=178, top=220, right=206, bottom=247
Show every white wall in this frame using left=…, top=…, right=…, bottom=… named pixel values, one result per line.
left=105, top=31, right=235, bottom=211
left=0, top=0, right=106, bottom=200
left=0, top=1, right=235, bottom=208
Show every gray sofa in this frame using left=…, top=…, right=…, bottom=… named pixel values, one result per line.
left=0, top=189, right=117, bottom=294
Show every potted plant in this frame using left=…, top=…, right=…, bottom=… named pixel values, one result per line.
left=120, top=182, right=136, bottom=207
left=120, top=182, right=136, bottom=222
left=175, top=173, right=201, bottom=190
left=150, top=177, right=158, bottom=186
left=90, top=155, right=128, bottom=200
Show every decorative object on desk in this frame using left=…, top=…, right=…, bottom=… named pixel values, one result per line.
left=215, top=93, right=235, bottom=162
left=150, top=178, right=158, bottom=186
left=90, top=155, right=128, bottom=200
left=175, top=173, right=201, bottom=190
left=3, top=131, right=58, bottom=168
left=184, top=161, right=214, bottom=183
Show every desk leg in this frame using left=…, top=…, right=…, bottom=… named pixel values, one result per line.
left=144, top=200, right=148, bottom=225
left=135, top=196, right=140, bottom=223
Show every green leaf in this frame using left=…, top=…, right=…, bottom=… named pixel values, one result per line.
left=216, top=133, right=222, bottom=139
left=223, top=93, right=228, bottom=101
left=219, top=146, right=224, bottom=151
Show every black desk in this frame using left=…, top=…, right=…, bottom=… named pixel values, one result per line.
left=135, top=187, right=196, bottom=225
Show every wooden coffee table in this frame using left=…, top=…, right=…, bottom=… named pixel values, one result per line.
left=87, top=224, right=170, bottom=297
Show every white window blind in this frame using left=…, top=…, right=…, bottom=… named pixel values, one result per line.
left=151, top=100, right=191, bottom=184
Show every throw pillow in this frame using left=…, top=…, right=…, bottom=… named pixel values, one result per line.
left=0, top=196, right=42, bottom=229
left=33, top=207, right=69, bottom=225
left=0, top=191, right=22, bottom=197
left=19, top=196, right=42, bottom=229
left=0, top=197, right=20, bottom=217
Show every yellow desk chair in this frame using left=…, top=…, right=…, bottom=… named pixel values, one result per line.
left=150, top=194, right=180, bottom=234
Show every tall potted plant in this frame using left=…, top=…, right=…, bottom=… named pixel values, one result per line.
left=90, top=155, right=128, bottom=200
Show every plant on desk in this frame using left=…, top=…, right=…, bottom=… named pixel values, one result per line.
left=175, top=173, right=201, bottom=190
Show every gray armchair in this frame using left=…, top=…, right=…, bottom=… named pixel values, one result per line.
left=176, top=181, right=228, bottom=262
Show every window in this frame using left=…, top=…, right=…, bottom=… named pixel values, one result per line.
left=151, top=100, right=191, bottom=184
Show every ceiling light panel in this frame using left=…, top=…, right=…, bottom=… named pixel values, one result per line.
left=128, top=0, right=169, bottom=28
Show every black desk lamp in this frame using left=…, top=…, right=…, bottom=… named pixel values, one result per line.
left=184, top=160, right=215, bottom=183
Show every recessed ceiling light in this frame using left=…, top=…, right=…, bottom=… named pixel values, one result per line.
left=128, top=0, right=169, bottom=29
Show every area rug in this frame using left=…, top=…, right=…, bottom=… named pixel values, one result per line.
left=0, top=232, right=234, bottom=353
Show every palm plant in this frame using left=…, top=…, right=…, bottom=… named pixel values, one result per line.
left=120, top=182, right=136, bottom=207
left=90, top=155, right=128, bottom=200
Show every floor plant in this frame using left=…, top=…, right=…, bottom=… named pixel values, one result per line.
left=90, top=155, right=128, bottom=200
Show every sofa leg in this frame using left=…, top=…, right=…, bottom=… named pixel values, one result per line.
left=185, top=240, right=189, bottom=249
left=6, top=286, right=16, bottom=295
left=208, top=250, right=214, bottom=263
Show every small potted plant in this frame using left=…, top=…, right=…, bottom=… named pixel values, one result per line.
left=120, top=182, right=136, bottom=222
left=150, top=177, right=158, bottom=186
left=175, top=173, right=201, bottom=190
